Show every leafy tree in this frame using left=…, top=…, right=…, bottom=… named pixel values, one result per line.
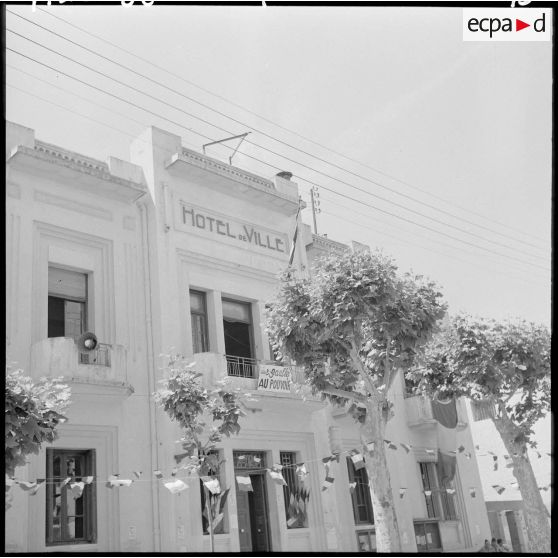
left=266, top=251, right=446, bottom=552
left=154, top=355, right=249, bottom=552
left=406, top=314, right=551, bottom=553
left=5, top=368, right=71, bottom=508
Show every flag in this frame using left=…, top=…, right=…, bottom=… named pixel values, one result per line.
left=70, top=482, right=85, bottom=499
left=446, top=488, right=456, bottom=495
left=83, top=476, right=94, bottom=485
left=106, top=476, right=133, bottom=488
left=17, top=481, right=37, bottom=491
left=201, top=476, right=221, bottom=494
left=164, top=479, right=187, bottom=494
left=457, top=445, right=465, bottom=453
left=30, top=479, right=46, bottom=496
left=321, top=476, right=335, bottom=491
left=469, top=487, right=476, bottom=498
left=62, top=477, right=72, bottom=486
left=288, top=200, right=302, bottom=266
left=366, top=441, right=375, bottom=453
left=133, top=471, right=142, bottom=479
left=351, top=453, right=366, bottom=471
left=399, top=487, right=407, bottom=499
left=236, top=475, right=253, bottom=492
left=492, top=485, right=505, bottom=495
left=493, top=456, right=498, bottom=471
left=349, top=482, right=357, bottom=494
left=431, top=397, right=458, bottom=429
left=154, top=470, right=163, bottom=479
left=424, top=490, right=432, bottom=497
left=269, top=470, right=287, bottom=486
left=400, top=443, right=412, bottom=454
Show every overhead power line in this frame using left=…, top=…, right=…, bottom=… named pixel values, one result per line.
left=6, top=11, right=550, bottom=253
left=32, top=5, right=550, bottom=245
left=5, top=27, right=549, bottom=263
left=6, top=46, right=551, bottom=273
left=7, top=80, right=547, bottom=292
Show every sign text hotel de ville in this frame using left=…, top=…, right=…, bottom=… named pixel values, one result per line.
left=178, top=203, right=289, bottom=255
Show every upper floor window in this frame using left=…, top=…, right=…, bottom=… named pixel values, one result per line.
left=48, top=267, right=87, bottom=340
left=347, top=457, right=374, bottom=525
left=46, top=448, right=96, bottom=545
left=222, top=299, right=256, bottom=377
left=190, top=290, right=209, bottom=353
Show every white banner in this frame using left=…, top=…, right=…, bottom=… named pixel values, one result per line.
left=257, top=365, right=292, bottom=393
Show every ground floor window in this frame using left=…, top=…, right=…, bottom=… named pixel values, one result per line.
left=356, top=529, right=376, bottom=552
left=46, top=449, right=96, bottom=545
left=414, top=521, right=442, bottom=552
left=280, top=451, right=308, bottom=528
left=347, top=457, right=374, bottom=525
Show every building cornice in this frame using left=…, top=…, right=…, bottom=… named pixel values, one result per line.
left=311, top=234, right=350, bottom=254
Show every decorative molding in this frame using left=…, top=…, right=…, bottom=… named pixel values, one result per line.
left=34, top=190, right=113, bottom=221
left=311, top=234, right=350, bottom=254
left=66, top=376, right=135, bottom=397
left=35, top=140, right=109, bottom=172
left=176, top=248, right=281, bottom=284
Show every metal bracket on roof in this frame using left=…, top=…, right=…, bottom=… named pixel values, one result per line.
left=202, top=132, right=251, bottom=166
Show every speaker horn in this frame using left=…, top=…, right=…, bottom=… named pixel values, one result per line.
left=77, top=332, right=98, bottom=352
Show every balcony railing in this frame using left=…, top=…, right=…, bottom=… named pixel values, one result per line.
left=79, top=343, right=111, bottom=366
left=226, top=355, right=258, bottom=378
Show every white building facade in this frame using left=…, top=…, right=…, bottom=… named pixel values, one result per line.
left=6, top=122, right=491, bottom=553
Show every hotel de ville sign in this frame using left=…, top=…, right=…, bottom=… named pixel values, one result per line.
left=178, top=203, right=289, bottom=255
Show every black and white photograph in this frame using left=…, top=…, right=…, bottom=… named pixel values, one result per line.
left=5, top=1, right=552, bottom=554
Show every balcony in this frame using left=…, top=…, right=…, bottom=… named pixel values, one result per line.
left=405, top=395, right=438, bottom=429
left=188, top=352, right=319, bottom=403
left=30, top=337, right=133, bottom=396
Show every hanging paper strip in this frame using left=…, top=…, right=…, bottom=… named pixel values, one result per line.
left=236, top=475, right=253, bottom=492
left=536, top=452, right=542, bottom=459
left=457, top=445, right=465, bottom=453
left=492, top=485, right=505, bottom=495
left=164, top=479, right=187, bottom=494
left=399, top=487, right=407, bottom=499
left=201, top=476, right=221, bottom=494
left=83, top=476, right=94, bottom=485
left=424, top=490, right=432, bottom=497
left=133, top=471, right=142, bottom=479
left=154, top=470, right=164, bottom=479
left=62, top=477, right=72, bottom=487
left=469, top=487, right=476, bottom=498
left=171, top=468, right=179, bottom=477
left=70, top=482, right=85, bottom=499
left=465, top=452, right=472, bottom=460
left=475, top=445, right=480, bottom=450
left=269, top=470, right=287, bottom=486
left=493, top=456, right=498, bottom=471
left=17, top=481, right=37, bottom=492
left=400, top=443, right=412, bottom=454
left=321, top=476, right=335, bottom=491
left=351, top=452, right=366, bottom=471
left=30, top=479, right=46, bottom=496
left=106, top=476, right=133, bottom=488
left=5, top=476, right=15, bottom=487
left=273, top=463, right=284, bottom=471
left=388, top=442, right=398, bottom=451
left=287, top=517, right=297, bottom=527
left=446, top=488, right=456, bottom=495
left=366, top=441, right=375, bottom=454
left=296, top=464, right=308, bottom=481
left=349, top=482, right=357, bottom=494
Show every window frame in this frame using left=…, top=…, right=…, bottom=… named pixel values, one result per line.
left=222, top=297, right=254, bottom=358
left=45, top=448, right=97, bottom=546
left=190, top=289, right=210, bottom=353
left=279, top=451, right=308, bottom=529
left=347, top=457, right=374, bottom=526
left=418, top=462, right=457, bottom=521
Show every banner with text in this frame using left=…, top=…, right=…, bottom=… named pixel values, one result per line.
left=257, top=365, right=293, bottom=393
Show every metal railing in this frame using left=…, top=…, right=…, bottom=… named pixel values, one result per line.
left=226, top=355, right=258, bottom=378
left=79, top=343, right=111, bottom=366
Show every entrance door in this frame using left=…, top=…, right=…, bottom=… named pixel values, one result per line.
left=236, top=473, right=271, bottom=552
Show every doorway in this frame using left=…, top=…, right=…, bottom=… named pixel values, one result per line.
left=234, top=452, right=271, bottom=552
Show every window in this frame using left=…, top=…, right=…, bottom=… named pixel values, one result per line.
left=347, top=457, right=374, bottom=525
left=190, top=290, right=209, bottom=353
left=200, top=451, right=227, bottom=535
left=46, top=449, right=96, bottom=545
left=222, top=299, right=256, bottom=377
left=414, top=521, right=442, bottom=552
left=280, top=451, right=308, bottom=529
left=419, top=462, right=457, bottom=521
left=48, top=267, right=87, bottom=340
left=356, top=530, right=377, bottom=552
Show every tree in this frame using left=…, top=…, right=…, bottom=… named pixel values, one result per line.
left=406, top=314, right=551, bottom=553
left=5, top=368, right=71, bottom=508
left=265, top=251, right=446, bottom=552
left=154, top=356, right=249, bottom=552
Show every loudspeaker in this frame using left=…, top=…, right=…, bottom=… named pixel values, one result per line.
left=77, top=332, right=98, bottom=352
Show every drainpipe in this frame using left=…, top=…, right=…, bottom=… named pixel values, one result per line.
left=137, top=196, right=162, bottom=552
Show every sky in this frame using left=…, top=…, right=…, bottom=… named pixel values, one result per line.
left=5, top=3, right=552, bottom=331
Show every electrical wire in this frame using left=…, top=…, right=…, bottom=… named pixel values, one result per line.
left=6, top=46, right=551, bottom=272
left=32, top=5, right=550, bottom=245
left=5, top=22, right=550, bottom=260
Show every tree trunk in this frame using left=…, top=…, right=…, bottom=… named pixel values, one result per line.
left=492, top=412, right=550, bottom=553
left=360, top=396, right=402, bottom=553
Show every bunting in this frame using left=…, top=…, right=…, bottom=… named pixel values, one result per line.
left=164, top=479, right=187, bottom=494
left=236, top=475, right=253, bottom=492
left=268, top=470, right=287, bottom=486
